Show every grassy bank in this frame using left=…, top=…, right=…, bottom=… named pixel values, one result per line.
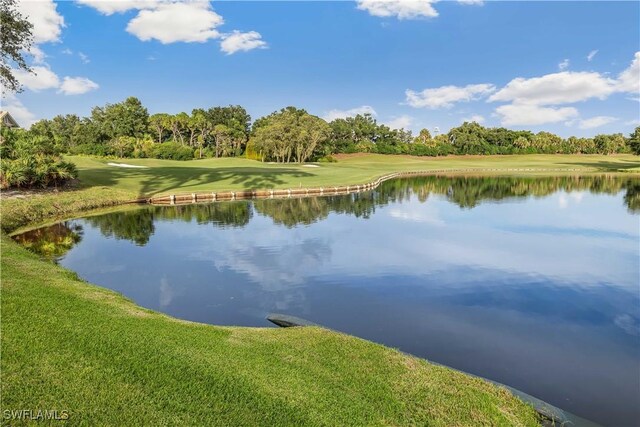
left=0, top=233, right=539, bottom=425
left=2, top=153, right=639, bottom=425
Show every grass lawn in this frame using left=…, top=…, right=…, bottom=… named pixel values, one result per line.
left=69, top=153, right=640, bottom=198
left=2, top=153, right=638, bottom=425
left=0, top=234, right=540, bottom=426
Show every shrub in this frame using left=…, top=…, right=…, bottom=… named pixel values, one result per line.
left=68, top=143, right=109, bottom=156
left=0, top=129, right=78, bottom=189
left=317, top=155, right=337, bottom=163
left=150, top=142, right=194, bottom=160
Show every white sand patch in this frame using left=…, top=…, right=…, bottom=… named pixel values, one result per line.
left=107, top=162, right=149, bottom=169
left=303, top=164, right=320, bottom=168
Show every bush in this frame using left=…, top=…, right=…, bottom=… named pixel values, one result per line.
left=0, top=129, right=78, bottom=189
left=317, top=155, right=337, bottom=163
left=68, top=143, right=109, bottom=156
left=150, top=142, right=194, bottom=160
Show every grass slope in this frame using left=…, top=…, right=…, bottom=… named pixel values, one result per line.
left=2, top=154, right=638, bottom=425
left=1, top=235, right=539, bottom=426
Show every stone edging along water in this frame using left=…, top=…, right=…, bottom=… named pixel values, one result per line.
left=147, top=167, right=590, bottom=205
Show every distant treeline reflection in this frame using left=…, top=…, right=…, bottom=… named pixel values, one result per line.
left=16, top=175, right=639, bottom=254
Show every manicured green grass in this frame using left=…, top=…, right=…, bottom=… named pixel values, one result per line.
left=68, top=154, right=640, bottom=198
left=2, top=153, right=638, bottom=425
left=0, top=187, right=136, bottom=234
left=0, top=234, right=539, bottom=426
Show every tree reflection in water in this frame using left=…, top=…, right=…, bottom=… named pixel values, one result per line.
left=13, top=222, right=84, bottom=259
left=15, top=175, right=640, bottom=252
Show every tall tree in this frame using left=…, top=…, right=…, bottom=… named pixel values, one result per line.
left=170, top=112, right=189, bottom=145
left=448, top=122, right=488, bottom=154
left=0, top=0, right=33, bottom=92
left=594, top=133, right=626, bottom=155
left=415, top=128, right=432, bottom=144
left=92, top=97, right=149, bottom=141
left=629, top=126, right=640, bottom=155
left=207, top=105, right=251, bottom=139
left=250, top=107, right=330, bottom=163
left=149, top=113, right=170, bottom=144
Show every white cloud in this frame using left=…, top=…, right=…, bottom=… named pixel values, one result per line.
left=220, top=31, right=267, bottom=55
left=558, top=58, right=570, bottom=71
left=487, top=52, right=640, bottom=126
left=28, top=46, right=46, bottom=64
left=76, top=0, right=160, bottom=15
left=14, top=65, right=60, bottom=91
left=17, top=0, right=65, bottom=43
left=458, top=0, right=483, bottom=4
left=0, top=92, right=37, bottom=128
left=356, top=0, right=439, bottom=19
left=616, top=51, right=640, bottom=94
left=462, top=114, right=485, bottom=124
left=61, top=48, right=73, bottom=55
left=78, top=1, right=268, bottom=55
left=322, top=105, right=377, bottom=122
left=587, top=50, right=598, bottom=62
left=58, top=77, right=99, bottom=95
left=406, top=84, right=495, bottom=109
left=578, top=116, right=617, bottom=130
left=386, top=115, right=413, bottom=130
left=494, top=104, right=578, bottom=126
left=488, top=71, right=616, bottom=106
left=79, top=52, right=90, bottom=64
left=126, top=1, right=223, bottom=43
left=624, top=119, right=640, bottom=126
left=11, top=67, right=99, bottom=96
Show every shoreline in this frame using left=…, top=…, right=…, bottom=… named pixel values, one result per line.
left=4, top=166, right=637, bottom=235
left=2, top=156, right=638, bottom=425
left=146, top=167, right=609, bottom=204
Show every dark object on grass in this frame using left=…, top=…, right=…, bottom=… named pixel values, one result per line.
left=266, top=313, right=319, bottom=328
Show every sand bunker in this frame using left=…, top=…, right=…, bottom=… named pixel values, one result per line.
left=107, top=162, right=149, bottom=169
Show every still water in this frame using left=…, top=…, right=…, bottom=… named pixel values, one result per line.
left=15, top=175, right=640, bottom=426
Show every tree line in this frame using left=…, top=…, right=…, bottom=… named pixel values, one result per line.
left=2, top=97, right=639, bottom=189
left=23, top=97, right=640, bottom=164
left=28, top=97, right=252, bottom=161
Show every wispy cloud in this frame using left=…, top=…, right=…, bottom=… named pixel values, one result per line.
left=58, top=77, right=99, bottom=95
left=220, top=31, right=267, bottom=55
left=578, top=116, right=617, bottom=129
left=322, top=106, right=377, bottom=122
left=558, top=58, right=570, bottom=71
left=406, top=84, right=496, bottom=109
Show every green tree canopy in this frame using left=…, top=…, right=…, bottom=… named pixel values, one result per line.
left=0, top=0, right=33, bottom=92
left=251, top=107, right=331, bottom=163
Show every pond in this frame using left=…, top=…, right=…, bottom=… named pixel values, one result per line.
left=14, top=175, right=640, bottom=426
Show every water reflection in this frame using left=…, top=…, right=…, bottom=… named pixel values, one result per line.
left=22, top=175, right=639, bottom=250
left=13, top=174, right=640, bottom=426
left=13, top=222, right=83, bottom=259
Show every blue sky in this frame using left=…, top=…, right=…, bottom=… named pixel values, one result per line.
left=4, top=0, right=640, bottom=137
